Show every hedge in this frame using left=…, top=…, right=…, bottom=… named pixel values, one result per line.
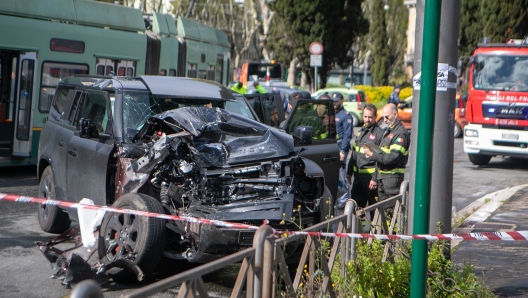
left=355, top=85, right=413, bottom=109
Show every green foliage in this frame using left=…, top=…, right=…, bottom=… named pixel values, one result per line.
left=459, top=0, right=482, bottom=56
left=386, top=0, right=408, bottom=81
left=370, top=0, right=390, bottom=86
left=268, top=0, right=368, bottom=87
left=330, top=240, right=495, bottom=297
left=481, top=0, right=528, bottom=43
left=459, top=0, right=528, bottom=56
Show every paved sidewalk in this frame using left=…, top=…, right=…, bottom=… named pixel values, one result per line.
left=452, top=185, right=528, bottom=297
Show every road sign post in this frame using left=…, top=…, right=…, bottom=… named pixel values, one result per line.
left=309, top=42, right=323, bottom=91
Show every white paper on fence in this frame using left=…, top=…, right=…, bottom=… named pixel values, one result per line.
left=77, top=198, right=107, bottom=249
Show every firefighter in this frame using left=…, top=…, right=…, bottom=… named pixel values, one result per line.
left=231, top=81, right=247, bottom=94
left=346, top=103, right=385, bottom=209
left=363, top=103, right=409, bottom=202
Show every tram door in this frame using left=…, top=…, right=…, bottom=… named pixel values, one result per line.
left=0, top=51, right=37, bottom=158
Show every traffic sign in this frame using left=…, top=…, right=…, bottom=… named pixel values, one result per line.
left=309, top=42, right=323, bottom=55
left=310, top=55, right=322, bottom=67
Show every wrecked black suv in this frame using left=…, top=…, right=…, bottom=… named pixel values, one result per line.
left=37, top=76, right=332, bottom=279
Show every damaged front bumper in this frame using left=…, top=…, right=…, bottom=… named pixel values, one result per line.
left=36, top=227, right=144, bottom=289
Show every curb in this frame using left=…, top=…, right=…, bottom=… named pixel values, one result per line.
left=451, top=184, right=528, bottom=248
left=454, top=184, right=528, bottom=225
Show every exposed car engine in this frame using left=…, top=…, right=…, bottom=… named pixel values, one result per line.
left=116, top=107, right=325, bottom=261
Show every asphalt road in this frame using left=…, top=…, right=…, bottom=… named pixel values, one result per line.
left=1, top=138, right=528, bottom=297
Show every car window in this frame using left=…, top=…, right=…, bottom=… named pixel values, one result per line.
left=286, top=100, right=335, bottom=140
left=78, top=91, right=110, bottom=135
left=225, top=96, right=256, bottom=120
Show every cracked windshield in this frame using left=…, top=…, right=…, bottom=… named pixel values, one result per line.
left=122, top=91, right=223, bottom=141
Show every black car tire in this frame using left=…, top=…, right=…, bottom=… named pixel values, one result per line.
left=38, top=166, right=71, bottom=233
left=319, top=185, right=334, bottom=223
left=454, top=122, right=462, bottom=138
left=351, top=113, right=360, bottom=127
left=468, top=154, right=491, bottom=166
left=98, top=193, right=166, bottom=279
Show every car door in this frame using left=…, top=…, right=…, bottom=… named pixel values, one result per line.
left=284, top=99, right=340, bottom=199
left=66, top=90, right=114, bottom=206
left=42, top=88, right=80, bottom=201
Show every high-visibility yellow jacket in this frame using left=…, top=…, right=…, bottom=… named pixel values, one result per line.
left=231, top=84, right=247, bottom=94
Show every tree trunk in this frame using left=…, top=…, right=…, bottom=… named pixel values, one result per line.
left=287, top=57, right=298, bottom=87
left=258, top=0, right=274, bottom=61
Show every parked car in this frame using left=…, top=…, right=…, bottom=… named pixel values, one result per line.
left=37, top=75, right=335, bottom=281
left=376, top=95, right=467, bottom=137
left=311, top=87, right=368, bottom=126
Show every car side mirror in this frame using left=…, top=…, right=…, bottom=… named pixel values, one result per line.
left=293, top=126, right=312, bottom=145
left=80, top=118, right=98, bottom=139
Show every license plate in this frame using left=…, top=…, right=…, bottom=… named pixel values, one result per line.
left=502, top=133, right=519, bottom=140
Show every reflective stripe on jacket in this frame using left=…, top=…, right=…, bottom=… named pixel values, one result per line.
left=347, top=124, right=384, bottom=179
left=369, top=120, right=410, bottom=179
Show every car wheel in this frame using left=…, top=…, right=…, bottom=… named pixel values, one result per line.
left=468, top=154, right=491, bottom=166
left=38, top=166, right=71, bottom=233
left=319, top=185, right=334, bottom=223
left=454, top=122, right=462, bottom=138
left=351, top=113, right=360, bottom=127
left=98, top=193, right=166, bottom=278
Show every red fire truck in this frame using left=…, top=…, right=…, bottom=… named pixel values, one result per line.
left=461, top=37, right=528, bottom=165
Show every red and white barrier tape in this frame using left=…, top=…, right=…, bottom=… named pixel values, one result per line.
left=3, top=192, right=527, bottom=241
left=275, top=230, right=528, bottom=241
left=0, top=193, right=262, bottom=231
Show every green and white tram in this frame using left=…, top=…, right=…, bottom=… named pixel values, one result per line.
left=0, top=0, right=231, bottom=167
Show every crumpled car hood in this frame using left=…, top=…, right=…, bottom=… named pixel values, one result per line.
left=136, top=107, right=295, bottom=164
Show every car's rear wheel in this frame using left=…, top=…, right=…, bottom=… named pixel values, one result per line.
left=351, top=113, right=360, bottom=127
left=468, top=154, right=491, bottom=166
left=454, top=122, right=462, bottom=138
left=38, top=166, right=71, bottom=233
left=98, top=193, right=166, bottom=279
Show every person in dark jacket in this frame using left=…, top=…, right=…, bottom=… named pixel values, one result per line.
left=363, top=103, right=410, bottom=202
left=388, top=85, right=401, bottom=105
left=346, top=103, right=385, bottom=209
left=333, top=93, right=353, bottom=163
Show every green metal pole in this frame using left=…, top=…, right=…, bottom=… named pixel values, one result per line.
left=410, top=0, right=442, bottom=297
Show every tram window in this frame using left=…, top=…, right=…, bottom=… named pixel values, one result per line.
left=17, top=59, right=35, bottom=141
left=96, top=65, right=105, bottom=76
left=187, top=63, right=197, bottom=78
left=215, top=55, right=224, bottom=84
left=207, top=65, right=215, bottom=81
left=39, top=62, right=88, bottom=113
left=169, top=69, right=176, bottom=76
left=198, top=70, right=207, bottom=80
left=97, top=58, right=135, bottom=77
